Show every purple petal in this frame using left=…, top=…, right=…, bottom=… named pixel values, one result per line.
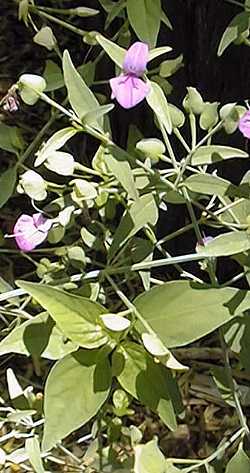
left=238, top=110, right=250, bottom=138
left=13, top=213, right=51, bottom=252
left=123, top=42, right=149, bottom=76
left=110, top=74, right=150, bottom=109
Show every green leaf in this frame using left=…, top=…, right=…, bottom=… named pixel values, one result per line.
left=184, top=173, right=249, bottom=199
left=218, top=12, right=250, bottom=56
left=25, top=437, right=45, bottom=473
left=16, top=281, right=109, bottom=349
left=113, top=341, right=182, bottom=430
left=0, top=123, right=24, bottom=155
left=146, top=81, right=172, bottom=134
left=35, top=127, right=78, bottom=167
left=0, top=312, right=78, bottom=360
left=42, top=349, right=111, bottom=450
left=191, top=145, right=248, bottom=166
left=197, top=231, right=250, bottom=257
left=148, top=46, right=172, bottom=62
left=109, top=194, right=158, bottom=260
left=134, top=281, right=250, bottom=348
left=134, top=439, right=166, bottom=473
left=0, top=166, right=17, bottom=208
left=225, top=443, right=250, bottom=472
left=105, top=145, right=139, bottom=201
left=127, top=0, right=161, bottom=48
left=62, top=50, right=102, bottom=129
left=96, top=34, right=125, bottom=68
left=159, top=55, right=183, bottom=78
left=43, top=60, right=64, bottom=92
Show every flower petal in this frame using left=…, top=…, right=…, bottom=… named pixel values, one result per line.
left=238, top=110, right=250, bottom=138
left=14, top=213, right=51, bottom=252
left=110, top=74, right=150, bottom=109
left=123, top=42, right=149, bottom=76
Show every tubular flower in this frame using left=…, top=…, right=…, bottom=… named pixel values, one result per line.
left=238, top=110, right=250, bottom=138
left=110, top=42, right=150, bottom=109
left=13, top=213, right=52, bottom=252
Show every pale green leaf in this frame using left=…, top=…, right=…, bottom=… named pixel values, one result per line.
left=148, top=46, right=172, bottom=62
left=0, top=123, right=24, bottom=154
left=96, top=34, right=125, bottom=68
left=191, top=145, right=248, bottom=166
left=35, top=127, right=78, bottom=167
left=134, top=281, right=250, bottom=348
left=105, top=145, right=139, bottom=201
left=25, top=437, right=45, bottom=473
left=127, top=0, right=161, bottom=48
left=146, top=81, right=172, bottom=134
left=42, top=350, right=111, bottom=450
left=0, top=166, right=17, bottom=208
left=16, top=281, right=109, bottom=349
left=197, top=231, right=250, bottom=257
left=218, top=12, right=250, bottom=56
left=43, top=60, right=64, bottom=92
left=225, top=443, right=250, bottom=472
left=101, top=314, right=130, bottom=332
left=134, top=439, right=166, bottom=473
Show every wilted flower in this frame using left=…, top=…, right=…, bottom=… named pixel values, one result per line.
left=110, top=42, right=150, bottom=109
left=238, top=110, right=250, bottom=138
left=12, top=213, right=52, bottom=252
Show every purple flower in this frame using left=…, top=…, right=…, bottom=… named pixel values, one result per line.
left=238, top=110, right=250, bottom=138
left=13, top=213, right=52, bottom=252
left=110, top=42, right=150, bottom=109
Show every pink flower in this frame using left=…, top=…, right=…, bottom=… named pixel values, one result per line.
left=110, top=42, right=150, bottom=109
left=13, top=213, right=52, bottom=252
left=238, top=110, right=250, bottom=138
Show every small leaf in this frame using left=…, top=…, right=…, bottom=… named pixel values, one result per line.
left=183, top=87, right=204, bottom=115
left=127, top=0, right=161, bottom=48
left=105, top=145, right=139, bottom=200
left=148, top=46, right=172, bottom=62
left=0, top=123, right=24, bottom=154
left=134, top=439, right=166, bottom=473
left=33, top=26, right=57, bottom=51
left=184, top=173, right=249, bottom=199
left=218, top=12, right=250, bottom=56
left=142, top=333, right=169, bottom=357
left=199, top=102, right=219, bottom=130
left=96, top=34, right=125, bottom=68
left=25, top=437, right=45, bottom=473
left=0, top=166, right=17, bottom=208
left=63, top=50, right=102, bottom=129
left=42, top=350, right=111, bottom=450
left=101, top=314, right=131, bottom=332
left=16, top=281, right=109, bottom=349
left=43, top=60, right=64, bottom=92
left=197, top=231, right=250, bottom=257
left=109, top=194, right=158, bottom=260
left=35, top=127, right=78, bottom=167
left=191, top=145, right=248, bottom=166
left=146, top=81, right=172, bottom=134
left=159, top=55, right=183, bottom=78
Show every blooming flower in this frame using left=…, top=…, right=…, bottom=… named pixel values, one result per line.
left=110, top=42, right=150, bottom=109
left=238, top=110, right=250, bottom=138
left=12, top=213, right=52, bottom=252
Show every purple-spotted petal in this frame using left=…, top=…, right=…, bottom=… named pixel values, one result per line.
left=123, top=42, right=149, bottom=76
left=110, top=74, right=150, bottom=109
left=13, top=213, right=51, bottom=252
left=238, top=110, right=250, bottom=138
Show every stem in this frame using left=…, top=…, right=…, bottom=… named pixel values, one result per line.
left=29, top=7, right=87, bottom=37
left=159, top=122, right=179, bottom=170
left=189, top=113, right=196, bottom=150
left=174, top=128, right=191, bottom=153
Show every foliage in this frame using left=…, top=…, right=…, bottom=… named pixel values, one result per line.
left=0, top=0, right=249, bottom=472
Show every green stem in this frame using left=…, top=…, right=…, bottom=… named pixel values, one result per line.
left=159, top=122, right=178, bottom=170
left=30, top=7, right=87, bottom=36
left=173, top=128, right=191, bottom=153
left=189, top=113, right=196, bottom=150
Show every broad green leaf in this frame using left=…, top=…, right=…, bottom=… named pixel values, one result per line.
left=16, top=281, right=109, bottom=349
left=225, top=443, right=250, bottom=472
left=0, top=166, right=17, bottom=208
left=35, top=127, right=78, bottom=167
left=184, top=174, right=249, bottom=199
left=134, top=439, right=166, bottom=473
left=105, top=145, right=139, bottom=201
left=113, top=342, right=182, bottom=430
left=218, top=12, right=250, bottom=56
left=63, top=50, right=102, bottom=129
left=109, top=194, right=158, bottom=260
left=148, top=46, right=172, bottom=62
left=43, top=60, right=64, bottom=92
left=146, top=81, right=172, bottom=134
left=197, top=231, right=250, bottom=257
left=25, top=437, right=45, bottom=473
left=42, top=350, right=111, bottom=450
left=0, top=312, right=78, bottom=360
left=127, top=0, right=161, bottom=48
left=0, top=123, right=24, bottom=154
left=191, top=145, right=248, bottom=166
left=134, top=281, right=250, bottom=348
left=96, top=34, right=125, bottom=68
left=83, top=103, right=114, bottom=124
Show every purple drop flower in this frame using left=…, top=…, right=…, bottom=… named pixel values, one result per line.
left=238, top=110, right=250, bottom=138
left=110, top=42, right=150, bottom=109
left=13, top=213, right=52, bottom=252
